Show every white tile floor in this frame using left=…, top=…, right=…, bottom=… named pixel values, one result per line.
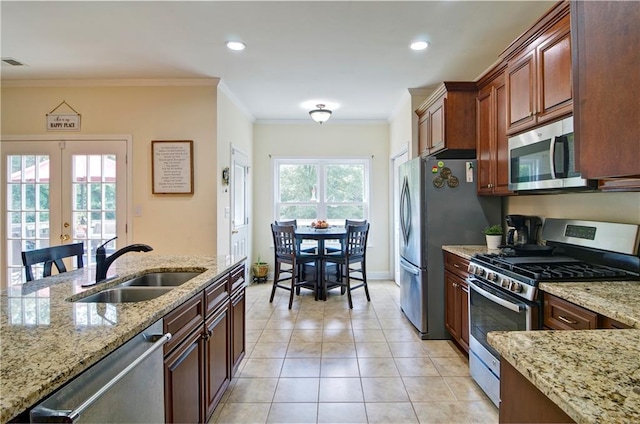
left=210, top=280, right=498, bottom=424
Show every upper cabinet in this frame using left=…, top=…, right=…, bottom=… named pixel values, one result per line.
left=572, top=1, right=640, bottom=184
left=502, top=1, right=572, bottom=135
left=476, top=62, right=512, bottom=196
left=416, top=82, right=477, bottom=157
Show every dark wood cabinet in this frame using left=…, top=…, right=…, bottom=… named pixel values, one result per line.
left=164, top=324, right=205, bottom=424
left=205, top=304, right=231, bottom=419
left=503, top=1, right=572, bottom=135
left=443, top=252, right=470, bottom=353
left=572, top=1, right=640, bottom=182
left=416, top=82, right=477, bottom=156
left=543, top=292, right=631, bottom=330
left=163, top=262, right=246, bottom=423
left=476, top=63, right=512, bottom=196
left=499, top=359, right=575, bottom=423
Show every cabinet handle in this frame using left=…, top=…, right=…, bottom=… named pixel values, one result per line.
left=453, top=264, right=460, bottom=269
left=557, top=315, right=578, bottom=325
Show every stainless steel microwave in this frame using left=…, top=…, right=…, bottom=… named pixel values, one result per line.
left=508, top=117, right=592, bottom=191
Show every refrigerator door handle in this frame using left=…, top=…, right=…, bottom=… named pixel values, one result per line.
left=400, top=257, right=420, bottom=275
left=400, top=176, right=411, bottom=245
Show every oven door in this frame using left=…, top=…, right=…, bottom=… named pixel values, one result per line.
left=467, top=277, right=539, bottom=407
left=468, top=277, right=537, bottom=357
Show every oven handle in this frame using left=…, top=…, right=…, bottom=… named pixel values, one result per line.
left=468, top=278, right=524, bottom=313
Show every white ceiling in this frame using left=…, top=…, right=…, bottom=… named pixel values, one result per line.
left=1, top=1, right=556, bottom=122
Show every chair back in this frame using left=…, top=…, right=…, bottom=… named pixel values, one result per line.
left=22, top=242, right=85, bottom=282
left=275, top=219, right=297, bottom=228
left=271, top=223, right=297, bottom=259
left=345, top=219, right=366, bottom=226
left=345, top=223, right=369, bottom=258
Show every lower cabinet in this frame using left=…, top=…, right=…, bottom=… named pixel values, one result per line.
left=500, top=360, right=575, bottom=423
left=163, top=262, right=246, bottom=423
left=543, top=292, right=632, bottom=330
left=443, top=252, right=470, bottom=353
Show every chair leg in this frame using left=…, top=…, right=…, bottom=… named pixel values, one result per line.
left=288, top=270, right=295, bottom=310
left=346, top=268, right=353, bottom=309
left=362, top=259, right=370, bottom=302
left=270, top=262, right=280, bottom=303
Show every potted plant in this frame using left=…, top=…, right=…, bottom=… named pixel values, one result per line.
left=483, top=225, right=503, bottom=250
left=252, top=256, right=269, bottom=282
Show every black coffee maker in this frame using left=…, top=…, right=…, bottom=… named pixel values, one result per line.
left=505, top=214, right=542, bottom=246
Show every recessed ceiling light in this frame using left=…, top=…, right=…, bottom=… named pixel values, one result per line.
left=226, top=41, right=246, bottom=51
left=410, top=41, right=429, bottom=51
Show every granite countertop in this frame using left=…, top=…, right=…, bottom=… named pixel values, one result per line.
left=489, top=329, right=640, bottom=423
left=0, top=254, right=246, bottom=423
left=540, top=281, right=640, bottom=329
left=442, top=245, right=495, bottom=260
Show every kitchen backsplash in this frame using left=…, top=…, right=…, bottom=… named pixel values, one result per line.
left=505, top=191, right=640, bottom=225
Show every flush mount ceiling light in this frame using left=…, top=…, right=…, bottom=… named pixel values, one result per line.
left=410, top=41, right=429, bottom=51
left=226, top=41, right=246, bottom=51
left=309, top=104, right=332, bottom=124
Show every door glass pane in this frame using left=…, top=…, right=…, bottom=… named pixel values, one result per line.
left=233, top=164, right=246, bottom=227
left=72, top=154, right=117, bottom=264
left=6, top=155, right=51, bottom=285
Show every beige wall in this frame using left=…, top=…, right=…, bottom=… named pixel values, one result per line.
left=1, top=80, right=220, bottom=255
left=253, top=122, right=391, bottom=279
left=216, top=86, right=255, bottom=256
left=506, top=191, right=640, bottom=226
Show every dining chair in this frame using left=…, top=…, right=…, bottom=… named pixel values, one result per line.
left=270, top=223, right=320, bottom=309
left=323, top=223, right=371, bottom=308
left=22, top=242, right=85, bottom=282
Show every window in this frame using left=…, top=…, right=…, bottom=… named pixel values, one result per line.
left=274, top=158, right=370, bottom=225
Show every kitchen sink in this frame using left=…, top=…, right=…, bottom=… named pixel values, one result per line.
left=73, top=287, right=174, bottom=303
left=118, top=271, right=203, bottom=287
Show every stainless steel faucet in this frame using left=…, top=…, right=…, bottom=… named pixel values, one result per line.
left=95, top=236, right=153, bottom=283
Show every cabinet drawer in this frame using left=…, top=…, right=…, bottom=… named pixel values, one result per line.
left=599, top=316, right=633, bottom=330
left=444, top=252, right=470, bottom=280
left=205, top=276, right=229, bottom=317
left=543, top=294, right=597, bottom=330
left=230, top=264, right=246, bottom=293
left=164, top=292, right=205, bottom=354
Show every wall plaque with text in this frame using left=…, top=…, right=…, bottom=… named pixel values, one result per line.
left=152, top=140, right=194, bottom=194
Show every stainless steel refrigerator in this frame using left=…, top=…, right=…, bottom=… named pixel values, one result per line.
left=399, top=156, right=501, bottom=339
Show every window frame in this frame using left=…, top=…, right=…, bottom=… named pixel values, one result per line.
left=273, top=157, right=371, bottom=226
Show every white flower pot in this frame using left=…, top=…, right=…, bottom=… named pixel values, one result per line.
left=485, top=234, right=502, bottom=250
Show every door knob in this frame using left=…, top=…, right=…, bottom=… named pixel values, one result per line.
left=232, top=230, right=239, bottom=234
left=63, top=222, right=70, bottom=228
left=60, top=234, right=71, bottom=241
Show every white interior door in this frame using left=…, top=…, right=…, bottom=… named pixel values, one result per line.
left=2, top=138, right=128, bottom=287
left=230, top=147, right=249, bottom=260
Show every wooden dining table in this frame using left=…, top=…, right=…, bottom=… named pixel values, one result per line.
left=294, top=226, right=347, bottom=300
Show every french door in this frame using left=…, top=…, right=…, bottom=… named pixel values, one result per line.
left=2, top=138, right=128, bottom=287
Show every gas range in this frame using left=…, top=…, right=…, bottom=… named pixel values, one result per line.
left=468, top=253, right=637, bottom=302
left=468, top=218, right=640, bottom=302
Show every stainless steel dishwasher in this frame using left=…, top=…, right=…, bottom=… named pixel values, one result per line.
left=30, top=320, right=170, bottom=423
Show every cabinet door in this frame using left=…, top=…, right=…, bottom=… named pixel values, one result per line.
left=418, top=113, right=429, bottom=156
left=507, top=49, right=536, bottom=134
left=476, top=86, right=494, bottom=195
left=444, top=271, right=460, bottom=341
left=428, top=98, right=445, bottom=154
left=573, top=1, right=640, bottom=179
left=493, top=81, right=511, bottom=195
left=164, top=328, right=205, bottom=424
left=460, top=282, right=469, bottom=351
left=205, top=304, right=230, bottom=420
left=231, top=289, right=246, bottom=376
left=537, top=21, right=572, bottom=124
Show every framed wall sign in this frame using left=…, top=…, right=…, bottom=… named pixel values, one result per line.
left=152, top=140, right=194, bottom=194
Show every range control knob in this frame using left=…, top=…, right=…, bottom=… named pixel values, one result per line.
left=487, top=272, right=498, bottom=282
left=500, top=278, right=510, bottom=288
left=510, top=282, right=522, bottom=293
left=476, top=268, right=485, bottom=277
left=467, top=264, right=476, bottom=274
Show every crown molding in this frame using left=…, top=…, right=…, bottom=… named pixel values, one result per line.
left=0, top=78, right=220, bottom=87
